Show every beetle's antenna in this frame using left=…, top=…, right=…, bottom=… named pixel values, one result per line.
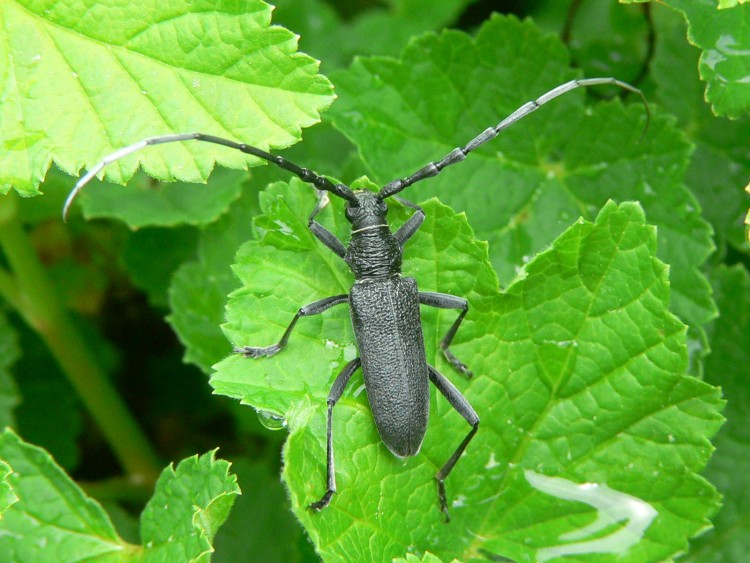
left=379, top=77, right=650, bottom=199
left=63, top=132, right=356, bottom=221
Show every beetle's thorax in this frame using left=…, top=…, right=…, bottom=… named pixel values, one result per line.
left=344, top=191, right=402, bottom=281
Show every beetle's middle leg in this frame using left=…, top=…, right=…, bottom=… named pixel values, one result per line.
left=235, top=294, right=348, bottom=357
left=309, top=357, right=361, bottom=511
left=419, top=292, right=472, bottom=377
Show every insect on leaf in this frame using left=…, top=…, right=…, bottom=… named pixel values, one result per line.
left=212, top=179, right=723, bottom=561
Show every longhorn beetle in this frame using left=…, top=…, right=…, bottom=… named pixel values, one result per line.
left=64, top=78, right=648, bottom=521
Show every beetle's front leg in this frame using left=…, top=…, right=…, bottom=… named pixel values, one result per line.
left=235, top=294, right=348, bottom=357
left=308, top=191, right=347, bottom=259
left=393, top=197, right=425, bottom=246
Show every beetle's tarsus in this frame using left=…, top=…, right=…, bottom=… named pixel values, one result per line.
left=234, top=344, right=282, bottom=358
left=308, top=490, right=335, bottom=512
left=442, top=347, right=473, bottom=378
left=437, top=479, right=451, bottom=523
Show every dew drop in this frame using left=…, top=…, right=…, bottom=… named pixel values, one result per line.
left=257, top=410, right=286, bottom=430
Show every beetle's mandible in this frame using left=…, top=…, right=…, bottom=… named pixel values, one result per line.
left=65, top=77, right=648, bottom=522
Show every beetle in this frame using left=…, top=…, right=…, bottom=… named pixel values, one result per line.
left=64, top=77, right=648, bottom=521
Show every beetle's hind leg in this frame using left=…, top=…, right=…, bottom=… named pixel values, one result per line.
left=309, top=357, right=361, bottom=511
left=235, top=294, right=348, bottom=357
left=428, top=365, right=479, bottom=523
left=419, top=292, right=472, bottom=377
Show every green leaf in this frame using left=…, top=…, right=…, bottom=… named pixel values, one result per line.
left=687, top=265, right=750, bottom=561
left=274, top=0, right=472, bottom=70
left=140, top=451, right=240, bottom=561
left=0, top=460, right=18, bottom=517
left=665, top=0, right=750, bottom=118
left=211, top=179, right=723, bottom=561
left=649, top=4, right=750, bottom=255
left=394, top=552, right=459, bottom=563
left=329, top=14, right=715, bottom=373
left=0, top=429, right=130, bottom=559
left=545, top=1, right=651, bottom=84
left=0, top=429, right=239, bottom=561
left=80, top=168, right=248, bottom=228
left=0, top=0, right=333, bottom=196
left=622, top=0, right=750, bottom=118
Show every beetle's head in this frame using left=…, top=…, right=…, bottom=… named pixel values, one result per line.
left=345, top=189, right=388, bottom=230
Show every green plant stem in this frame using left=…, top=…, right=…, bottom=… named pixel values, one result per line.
left=0, top=193, right=161, bottom=483
left=0, top=267, right=22, bottom=311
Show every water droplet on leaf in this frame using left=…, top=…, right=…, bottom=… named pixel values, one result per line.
left=257, top=409, right=286, bottom=430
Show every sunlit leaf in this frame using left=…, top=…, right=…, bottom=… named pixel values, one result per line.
left=0, top=0, right=333, bottom=195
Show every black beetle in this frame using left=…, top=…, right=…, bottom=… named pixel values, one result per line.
left=64, top=77, right=648, bottom=521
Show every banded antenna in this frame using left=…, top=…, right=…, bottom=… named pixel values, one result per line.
left=63, top=77, right=648, bottom=220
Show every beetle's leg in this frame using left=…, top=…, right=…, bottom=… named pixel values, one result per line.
left=428, top=365, right=479, bottom=523
left=307, top=191, right=347, bottom=259
left=309, top=357, right=361, bottom=512
left=235, top=294, right=348, bottom=357
left=419, top=293, right=472, bottom=377
left=392, top=197, right=425, bottom=246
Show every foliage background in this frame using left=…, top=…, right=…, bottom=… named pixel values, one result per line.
left=0, top=0, right=748, bottom=561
